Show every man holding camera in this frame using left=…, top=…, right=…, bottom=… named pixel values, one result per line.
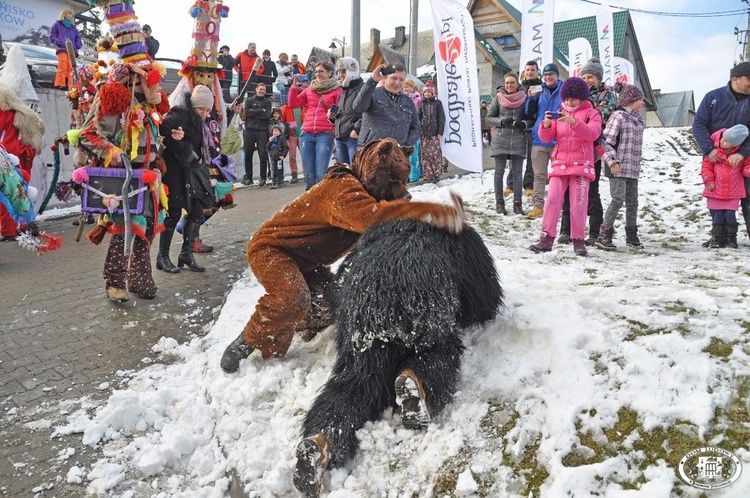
left=526, top=62, right=563, bottom=219
left=352, top=63, right=420, bottom=149
left=233, top=83, right=272, bottom=186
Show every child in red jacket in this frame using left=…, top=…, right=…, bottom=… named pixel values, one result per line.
left=701, top=124, right=750, bottom=248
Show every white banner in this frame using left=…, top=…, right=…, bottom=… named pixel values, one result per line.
left=519, top=0, right=555, bottom=72
left=429, top=0, right=482, bottom=173
left=568, top=37, right=592, bottom=78
left=0, top=0, right=77, bottom=49
left=594, top=6, right=615, bottom=86
left=613, top=56, right=634, bottom=85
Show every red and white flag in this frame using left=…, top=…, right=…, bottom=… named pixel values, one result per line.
left=429, top=0, right=482, bottom=173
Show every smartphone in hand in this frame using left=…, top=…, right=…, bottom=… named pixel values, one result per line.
left=330, top=104, right=339, bottom=114
left=547, top=111, right=562, bottom=119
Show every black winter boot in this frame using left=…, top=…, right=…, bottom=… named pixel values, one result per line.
left=178, top=221, right=206, bottom=272
left=703, top=223, right=724, bottom=248
left=513, top=201, right=524, bottom=215
left=595, top=225, right=616, bottom=251
left=496, top=200, right=507, bottom=215
left=725, top=223, right=739, bottom=248
left=585, top=227, right=600, bottom=246
left=220, top=332, right=255, bottom=373
left=625, top=225, right=643, bottom=249
left=156, top=229, right=180, bottom=274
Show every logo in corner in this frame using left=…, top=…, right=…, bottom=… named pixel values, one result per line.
left=678, top=446, right=742, bottom=490
left=438, top=32, right=461, bottom=65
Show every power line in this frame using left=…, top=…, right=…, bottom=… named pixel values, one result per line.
left=580, top=0, right=747, bottom=17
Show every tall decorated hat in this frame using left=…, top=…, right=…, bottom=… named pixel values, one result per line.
left=180, top=0, right=230, bottom=79
left=91, top=0, right=152, bottom=68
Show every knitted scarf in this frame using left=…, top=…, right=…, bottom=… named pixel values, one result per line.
left=311, top=77, right=339, bottom=95
left=497, top=89, right=526, bottom=109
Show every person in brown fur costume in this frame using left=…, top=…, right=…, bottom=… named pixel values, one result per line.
left=220, top=138, right=465, bottom=373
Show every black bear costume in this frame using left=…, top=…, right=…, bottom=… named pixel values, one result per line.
left=293, top=218, right=503, bottom=497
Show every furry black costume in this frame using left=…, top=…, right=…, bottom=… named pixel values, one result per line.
left=293, top=219, right=503, bottom=497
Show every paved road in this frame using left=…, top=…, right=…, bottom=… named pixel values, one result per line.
left=0, top=181, right=306, bottom=497
left=0, top=152, right=493, bottom=496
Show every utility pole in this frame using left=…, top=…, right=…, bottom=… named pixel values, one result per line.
left=742, top=0, right=750, bottom=62
left=352, top=0, right=361, bottom=62
left=409, top=0, right=419, bottom=75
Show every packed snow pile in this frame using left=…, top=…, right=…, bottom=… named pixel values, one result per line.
left=52, top=127, right=749, bottom=497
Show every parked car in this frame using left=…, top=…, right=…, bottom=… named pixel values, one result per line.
left=1, top=41, right=59, bottom=88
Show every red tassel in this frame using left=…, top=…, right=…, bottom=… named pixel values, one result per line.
left=146, top=68, right=163, bottom=88
left=37, top=233, right=63, bottom=254
left=141, top=170, right=157, bottom=184
left=155, top=94, right=171, bottom=115
left=98, top=83, right=132, bottom=118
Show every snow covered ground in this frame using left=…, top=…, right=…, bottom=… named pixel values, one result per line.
left=49, top=127, right=750, bottom=497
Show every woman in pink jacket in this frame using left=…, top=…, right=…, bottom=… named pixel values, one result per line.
left=700, top=124, right=750, bottom=248
left=288, top=61, right=343, bottom=190
left=529, top=77, right=602, bottom=256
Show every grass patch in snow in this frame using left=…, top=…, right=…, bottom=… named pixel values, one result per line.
left=702, top=337, right=735, bottom=359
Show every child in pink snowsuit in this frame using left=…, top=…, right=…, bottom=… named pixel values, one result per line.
left=529, top=77, right=602, bottom=256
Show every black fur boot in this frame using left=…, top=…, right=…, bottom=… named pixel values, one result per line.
left=220, top=332, right=254, bottom=373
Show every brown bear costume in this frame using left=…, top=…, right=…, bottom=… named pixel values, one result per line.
left=220, top=138, right=464, bottom=372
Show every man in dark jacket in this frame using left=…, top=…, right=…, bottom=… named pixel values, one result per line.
left=331, top=57, right=364, bottom=164
left=235, top=83, right=272, bottom=186
left=693, top=61, right=750, bottom=241
left=217, top=45, right=235, bottom=103
left=353, top=63, right=420, bottom=148
left=142, top=25, right=159, bottom=58
left=506, top=60, right=541, bottom=195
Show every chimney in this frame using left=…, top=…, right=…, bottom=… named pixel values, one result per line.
left=370, top=28, right=381, bottom=51
left=394, top=26, right=406, bottom=48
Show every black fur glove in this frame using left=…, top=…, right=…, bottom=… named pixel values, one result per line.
left=500, top=117, right=513, bottom=127
left=513, top=121, right=527, bottom=130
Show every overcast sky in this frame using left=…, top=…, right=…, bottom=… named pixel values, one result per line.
left=130, top=0, right=746, bottom=106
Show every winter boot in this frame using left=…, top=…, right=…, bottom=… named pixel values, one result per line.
left=585, top=227, right=600, bottom=246
left=529, top=233, right=554, bottom=253
left=293, top=433, right=332, bottom=498
left=572, top=238, right=588, bottom=257
left=625, top=225, right=644, bottom=250
left=558, top=215, right=571, bottom=244
left=526, top=206, right=544, bottom=220
left=290, top=173, right=299, bottom=184
left=513, top=201, right=524, bottom=215
left=595, top=225, right=616, bottom=251
left=495, top=200, right=507, bottom=215
left=395, top=369, right=431, bottom=430
left=156, top=229, right=180, bottom=274
left=106, top=286, right=129, bottom=302
left=220, top=331, right=255, bottom=373
left=704, top=223, right=726, bottom=248
left=178, top=222, right=206, bottom=272
left=725, top=223, right=739, bottom=249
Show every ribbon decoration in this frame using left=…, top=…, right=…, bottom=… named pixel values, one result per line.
left=84, top=183, right=148, bottom=214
